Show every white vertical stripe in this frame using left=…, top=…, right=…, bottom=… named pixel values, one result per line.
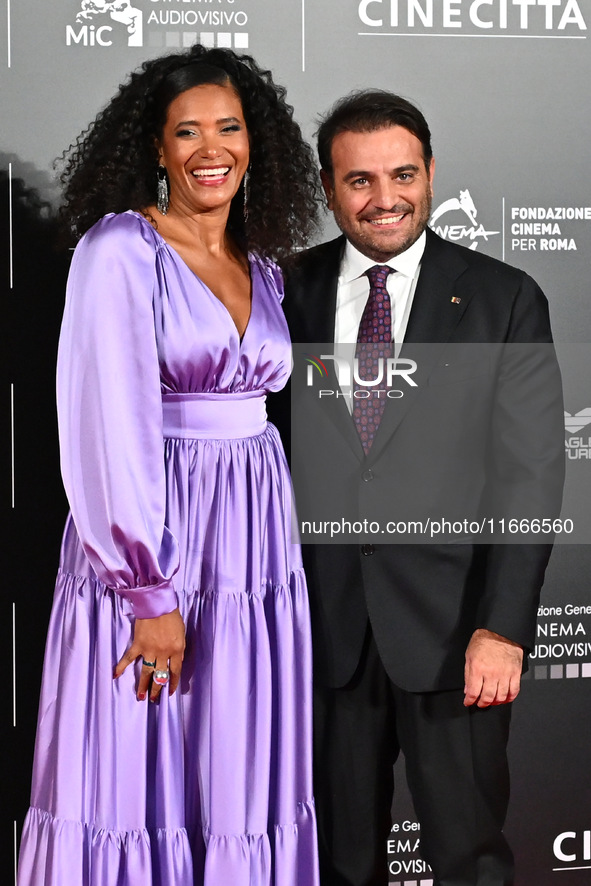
left=11, top=383, right=15, bottom=507
left=6, top=0, right=11, bottom=68
left=502, top=196, right=505, bottom=262
left=8, top=160, right=14, bottom=288
left=301, top=0, right=305, bottom=72
left=13, top=602, right=17, bottom=727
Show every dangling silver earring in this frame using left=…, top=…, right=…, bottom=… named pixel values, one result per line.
left=157, top=165, right=169, bottom=216
left=243, top=168, right=250, bottom=222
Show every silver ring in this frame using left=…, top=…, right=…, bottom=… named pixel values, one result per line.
left=153, top=669, right=170, bottom=686
left=142, top=658, right=156, bottom=669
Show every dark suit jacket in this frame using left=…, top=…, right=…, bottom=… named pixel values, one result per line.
left=277, top=229, right=564, bottom=692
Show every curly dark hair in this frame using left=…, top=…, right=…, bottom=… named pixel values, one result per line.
left=58, top=45, right=320, bottom=260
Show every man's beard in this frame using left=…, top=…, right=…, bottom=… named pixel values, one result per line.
left=334, top=191, right=432, bottom=262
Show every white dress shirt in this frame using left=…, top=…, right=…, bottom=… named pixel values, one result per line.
left=334, top=230, right=426, bottom=345
left=333, top=231, right=426, bottom=412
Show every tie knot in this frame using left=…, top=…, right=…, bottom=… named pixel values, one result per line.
left=366, top=265, right=392, bottom=290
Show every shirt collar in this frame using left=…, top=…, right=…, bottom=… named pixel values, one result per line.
left=340, top=229, right=426, bottom=284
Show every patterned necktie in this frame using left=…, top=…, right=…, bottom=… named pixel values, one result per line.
left=352, top=265, right=393, bottom=454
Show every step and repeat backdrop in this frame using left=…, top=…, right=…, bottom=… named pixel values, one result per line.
left=2, top=2, right=591, bottom=884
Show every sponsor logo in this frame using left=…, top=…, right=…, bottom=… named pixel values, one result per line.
left=553, top=830, right=591, bottom=871
left=429, top=188, right=499, bottom=251
left=388, top=820, right=433, bottom=882
left=565, top=408, right=591, bottom=435
left=147, top=9, right=248, bottom=29
left=65, top=1, right=250, bottom=50
left=509, top=205, right=589, bottom=252
left=358, top=0, right=588, bottom=37
left=531, top=602, right=591, bottom=679
left=565, top=409, right=591, bottom=460
left=67, top=0, right=143, bottom=47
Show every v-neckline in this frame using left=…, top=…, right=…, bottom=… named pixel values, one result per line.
left=131, top=210, right=255, bottom=345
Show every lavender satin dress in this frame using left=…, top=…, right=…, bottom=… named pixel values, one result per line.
left=18, top=212, right=319, bottom=886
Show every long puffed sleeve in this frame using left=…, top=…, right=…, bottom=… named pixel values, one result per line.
left=57, top=212, right=179, bottom=618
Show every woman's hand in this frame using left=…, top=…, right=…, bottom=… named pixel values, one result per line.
left=114, top=607, right=186, bottom=701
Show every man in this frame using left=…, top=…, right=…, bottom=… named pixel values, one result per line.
left=281, top=91, right=564, bottom=886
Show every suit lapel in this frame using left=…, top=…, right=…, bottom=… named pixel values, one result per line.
left=403, top=229, right=471, bottom=344
left=317, top=240, right=366, bottom=458
left=295, top=237, right=342, bottom=343
left=289, top=237, right=366, bottom=458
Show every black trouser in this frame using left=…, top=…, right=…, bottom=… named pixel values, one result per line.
left=313, top=630, right=514, bottom=886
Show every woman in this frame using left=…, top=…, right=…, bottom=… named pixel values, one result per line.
left=18, top=45, right=320, bottom=886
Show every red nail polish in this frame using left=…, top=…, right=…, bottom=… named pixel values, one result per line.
left=138, top=692, right=146, bottom=701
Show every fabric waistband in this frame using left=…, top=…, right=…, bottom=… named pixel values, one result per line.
left=162, top=392, right=268, bottom=439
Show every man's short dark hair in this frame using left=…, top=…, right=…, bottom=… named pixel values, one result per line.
left=317, top=89, right=433, bottom=177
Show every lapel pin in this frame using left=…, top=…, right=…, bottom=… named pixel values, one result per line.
left=451, top=297, right=461, bottom=304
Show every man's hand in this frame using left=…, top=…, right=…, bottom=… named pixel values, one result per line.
left=464, top=628, right=524, bottom=708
